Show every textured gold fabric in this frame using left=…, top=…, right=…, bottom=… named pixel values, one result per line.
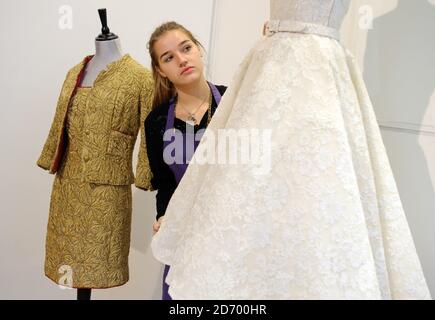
left=37, top=54, right=154, bottom=190
left=38, top=54, right=153, bottom=288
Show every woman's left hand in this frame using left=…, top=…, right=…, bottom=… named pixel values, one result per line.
left=153, top=216, right=164, bottom=235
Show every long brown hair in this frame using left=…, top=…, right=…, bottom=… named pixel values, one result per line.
left=148, top=21, right=204, bottom=109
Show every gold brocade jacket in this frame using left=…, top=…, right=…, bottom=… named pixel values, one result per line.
left=37, top=54, right=154, bottom=190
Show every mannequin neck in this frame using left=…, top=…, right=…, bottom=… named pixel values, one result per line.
left=80, top=38, right=124, bottom=87
left=94, top=38, right=123, bottom=62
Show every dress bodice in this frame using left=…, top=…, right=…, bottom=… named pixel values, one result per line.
left=270, top=0, right=351, bottom=31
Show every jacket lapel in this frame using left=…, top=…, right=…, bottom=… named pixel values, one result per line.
left=49, top=55, right=93, bottom=173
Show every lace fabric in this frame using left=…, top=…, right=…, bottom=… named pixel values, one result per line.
left=270, top=0, right=351, bottom=30
left=151, top=1, right=431, bottom=300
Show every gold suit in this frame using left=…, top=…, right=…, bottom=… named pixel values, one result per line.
left=37, top=54, right=154, bottom=288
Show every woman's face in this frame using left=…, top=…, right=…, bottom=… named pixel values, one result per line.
left=154, top=29, right=204, bottom=87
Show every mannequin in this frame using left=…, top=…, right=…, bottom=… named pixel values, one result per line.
left=38, top=6, right=153, bottom=301
left=77, top=8, right=120, bottom=301
left=80, top=8, right=123, bottom=87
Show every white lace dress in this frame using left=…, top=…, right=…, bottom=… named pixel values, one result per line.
left=151, top=0, right=431, bottom=300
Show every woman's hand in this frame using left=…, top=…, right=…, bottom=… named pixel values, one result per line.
left=153, top=216, right=164, bottom=235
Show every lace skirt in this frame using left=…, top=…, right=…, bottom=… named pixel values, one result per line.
left=151, top=33, right=431, bottom=299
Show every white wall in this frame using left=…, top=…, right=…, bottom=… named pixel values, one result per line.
left=1, top=0, right=434, bottom=299
left=207, top=0, right=269, bottom=84
left=0, top=0, right=214, bottom=300
left=346, top=0, right=435, bottom=295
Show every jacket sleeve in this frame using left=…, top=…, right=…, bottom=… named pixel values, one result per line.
left=36, top=69, right=72, bottom=172
left=134, top=72, right=155, bottom=191
left=145, top=113, right=177, bottom=220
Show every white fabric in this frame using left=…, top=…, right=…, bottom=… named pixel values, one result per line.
left=270, top=0, right=351, bottom=30
left=151, top=0, right=431, bottom=300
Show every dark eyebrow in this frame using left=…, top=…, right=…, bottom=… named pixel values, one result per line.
left=159, top=40, right=192, bottom=60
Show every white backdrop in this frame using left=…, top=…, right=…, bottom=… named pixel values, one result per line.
left=1, top=0, right=434, bottom=299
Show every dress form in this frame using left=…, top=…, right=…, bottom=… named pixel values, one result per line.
left=80, top=9, right=123, bottom=87
left=77, top=9, right=119, bottom=300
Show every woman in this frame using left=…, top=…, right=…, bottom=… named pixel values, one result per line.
left=151, top=1, right=431, bottom=299
left=145, top=21, right=226, bottom=300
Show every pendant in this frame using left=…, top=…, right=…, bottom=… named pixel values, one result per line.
left=188, top=114, right=197, bottom=124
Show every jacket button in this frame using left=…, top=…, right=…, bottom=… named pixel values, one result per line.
left=85, top=129, right=90, bottom=136
left=83, top=152, right=90, bottom=162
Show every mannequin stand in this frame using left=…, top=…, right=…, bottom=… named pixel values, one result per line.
left=77, top=288, right=92, bottom=300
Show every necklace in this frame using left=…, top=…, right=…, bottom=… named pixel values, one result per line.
left=206, top=91, right=213, bottom=126
left=177, top=90, right=211, bottom=125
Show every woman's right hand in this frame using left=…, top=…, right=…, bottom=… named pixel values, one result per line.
left=153, top=216, right=164, bottom=235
